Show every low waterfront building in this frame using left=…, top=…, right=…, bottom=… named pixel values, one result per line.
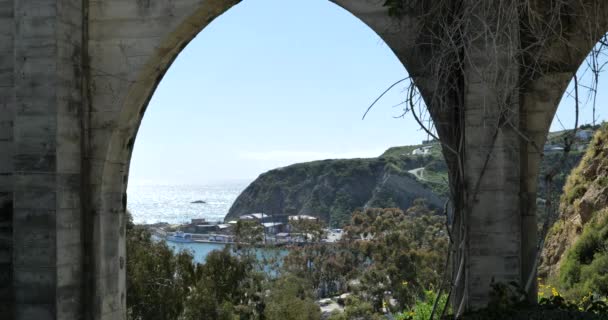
left=262, top=222, right=284, bottom=235
left=276, top=233, right=291, bottom=243
left=239, top=213, right=271, bottom=221
left=194, top=224, right=219, bottom=234
left=217, top=224, right=232, bottom=231
left=288, top=215, right=318, bottom=221
left=208, top=234, right=234, bottom=243
left=191, top=218, right=207, bottom=225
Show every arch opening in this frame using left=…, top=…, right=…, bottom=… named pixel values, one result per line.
left=89, top=0, right=436, bottom=318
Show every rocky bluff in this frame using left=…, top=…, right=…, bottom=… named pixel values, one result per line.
left=225, top=146, right=446, bottom=227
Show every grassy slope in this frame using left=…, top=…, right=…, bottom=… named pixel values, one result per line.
left=380, top=142, right=449, bottom=196
left=541, top=124, right=608, bottom=299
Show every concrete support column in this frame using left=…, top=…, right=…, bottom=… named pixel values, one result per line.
left=458, top=1, right=523, bottom=309
left=0, top=0, right=15, bottom=317
left=519, top=72, right=575, bottom=300
left=12, top=0, right=84, bottom=319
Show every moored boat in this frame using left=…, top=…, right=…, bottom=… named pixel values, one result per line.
left=166, top=231, right=193, bottom=243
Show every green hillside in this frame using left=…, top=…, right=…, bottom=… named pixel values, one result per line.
left=226, top=127, right=598, bottom=229
left=225, top=153, right=446, bottom=227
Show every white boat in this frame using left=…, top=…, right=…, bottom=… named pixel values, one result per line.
left=166, top=231, right=193, bottom=243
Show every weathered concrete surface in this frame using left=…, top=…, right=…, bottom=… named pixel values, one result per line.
left=0, top=0, right=14, bottom=318
left=460, top=3, right=523, bottom=306
left=10, top=0, right=85, bottom=319
left=1, top=0, right=607, bottom=319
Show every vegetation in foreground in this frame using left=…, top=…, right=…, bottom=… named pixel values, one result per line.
left=126, top=202, right=450, bottom=320
left=127, top=195, right=608, bottom=319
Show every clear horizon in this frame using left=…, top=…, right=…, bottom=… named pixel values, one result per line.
left=129, top=0, right=606, bottom=186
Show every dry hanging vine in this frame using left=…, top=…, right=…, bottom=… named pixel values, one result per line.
left=364, top=0, right=608, bottom=316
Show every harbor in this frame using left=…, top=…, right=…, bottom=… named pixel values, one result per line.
left=147, top=214, right=343, bottom=246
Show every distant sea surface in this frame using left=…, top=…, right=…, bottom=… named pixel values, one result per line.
left=127, top=181, right=251, bottom=224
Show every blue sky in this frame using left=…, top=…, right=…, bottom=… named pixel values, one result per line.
left=128, top=0, right=604, bottom=185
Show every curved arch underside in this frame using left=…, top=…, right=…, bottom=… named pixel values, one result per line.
left=1, top=0, right=607, bottom=319
left=87, top=1, right=419, bottom=318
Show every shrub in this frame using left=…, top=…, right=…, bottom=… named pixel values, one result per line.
left=565, top=184, right=587, bottom=205
left=341, top=296, right=382, bottom=320
left=597, top=176, right=608, bottom=188
left=395, top=289, right=449, bottom=320
left=558, top=210, right=608, bottom=299
left=264, top=275, right=321, bottom=320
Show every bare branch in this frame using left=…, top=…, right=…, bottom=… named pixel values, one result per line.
left=362, top=77, right=410, bottom=120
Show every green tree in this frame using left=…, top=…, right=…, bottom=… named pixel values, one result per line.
left=288, top=217, right=326, bottom=243
left=281, top=202, right=448, bottom=316
left=282, top=242, right=359, bottom=298
left=343, top=205, right=448, bottom=310
left=180, top=247, right=263, bottom=320
left=264, top=275, right=321, bottom=320
left=234, top=220, right=264, bottom=247
left=126, top=212, right=267, bottom=320
left=127, top=224, right=197, bottom=320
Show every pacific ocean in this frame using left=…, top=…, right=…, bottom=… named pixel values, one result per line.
left=127, top=180, right=250, bottom=224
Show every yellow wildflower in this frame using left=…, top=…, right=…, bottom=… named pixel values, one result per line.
left=551, top=287, right=559, bottom=297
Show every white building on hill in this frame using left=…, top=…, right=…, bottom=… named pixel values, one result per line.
left=412, top=145, right=433, bottom=155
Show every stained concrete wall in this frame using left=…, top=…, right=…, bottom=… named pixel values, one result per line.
left=13, top=1, right=60, bottom=318
left=0, top=0, right=14, bottom=317
left=55, top=0, right=85, bottom=318
left=9, top=0, right=85, bottom=319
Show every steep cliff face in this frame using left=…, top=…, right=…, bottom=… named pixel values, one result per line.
left=540, top=125, right=608, bottom=280
left=225, top=155, right=445, bottom=227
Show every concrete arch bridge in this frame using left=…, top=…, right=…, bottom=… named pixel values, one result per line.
left=0, top=0, right=606, bottom=318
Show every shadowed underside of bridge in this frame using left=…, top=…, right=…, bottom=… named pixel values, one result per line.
left=0, top=0, right=606, bottom=319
